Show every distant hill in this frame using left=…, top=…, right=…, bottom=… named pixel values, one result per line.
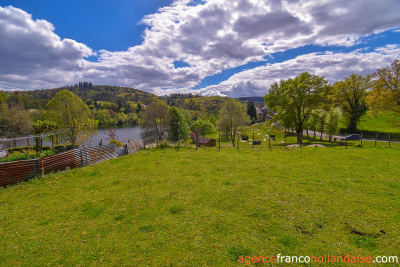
left=8, top=82, right=158, bottom=109
left=237, top=96, right=265, bottom=106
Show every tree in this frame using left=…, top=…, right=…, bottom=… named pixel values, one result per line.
left=32, top=120, right=59, bottom=150
left=46, top=90, right=94, bottom=145
left=324, top=107, right=342, bottom=142
left=191, top=120, right=214, bottom=138
left=366, top=59, right=400, bottom=115
left=141, top=101, right=169, bottom=145
left=333, top=74, right=370, bottom=132
left=95, top=109, right=112, bottom=125
left=0, top=104, right=32, bottom=145
left=167, top=107, right=189, bottom=143
left=264, top=72, right=331, bottom=144
left=217, top=99, right=250, bottom=147
left=247, top=101, right=257, bottom=121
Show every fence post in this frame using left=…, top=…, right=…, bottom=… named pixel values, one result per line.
left=36, top=158, right=40, bottom=176
left=71, top=127, right=76, bottom=149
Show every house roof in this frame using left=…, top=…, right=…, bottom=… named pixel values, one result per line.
left=198, top=137, right=216, bottom=144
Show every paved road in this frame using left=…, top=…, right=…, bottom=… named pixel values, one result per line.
left=302, top=130, right=400, bottom=143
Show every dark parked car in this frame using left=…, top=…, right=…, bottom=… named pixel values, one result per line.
left=342, top=134, right=362, bottom=141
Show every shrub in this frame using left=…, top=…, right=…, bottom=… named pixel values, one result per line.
left=158, top=142, right=172, bottom=149
left=109, top=139, right=123, bottom=147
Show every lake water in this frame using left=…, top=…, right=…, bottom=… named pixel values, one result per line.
left=92, top=126, right=142, bottom=146
left=1, top=125, right=142, bottom=149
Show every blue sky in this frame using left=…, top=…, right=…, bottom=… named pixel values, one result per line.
left=0, top=0, right=399, bottom=97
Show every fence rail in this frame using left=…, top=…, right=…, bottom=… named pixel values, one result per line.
left=0, top=140, right=142, bottom=188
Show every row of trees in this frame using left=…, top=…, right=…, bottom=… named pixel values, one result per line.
left=0, top=90, right=97, bottom=148
left=264, top=59, right=400, bottom=144
left=140, top=98, right=252, bottom=148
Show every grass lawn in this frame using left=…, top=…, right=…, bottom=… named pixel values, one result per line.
left=358, top=113, right=400, bottom=133
left=1, top=143, right=399, bottom=266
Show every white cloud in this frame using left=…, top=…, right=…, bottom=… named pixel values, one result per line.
left=194, top=45, right=400, bottom=98
left=0, top=0, right=400, bottom=94
left=0, top=6, right=93, bottom=89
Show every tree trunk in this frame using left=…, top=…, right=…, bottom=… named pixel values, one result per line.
left=231, top=134, right=235, bottom=147
left=306, top=129, right=309, bottom=139
left=296, top=128, right=303, bottom=144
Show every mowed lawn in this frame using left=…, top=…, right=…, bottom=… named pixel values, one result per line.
left=0, top=147, right=399, bottom=266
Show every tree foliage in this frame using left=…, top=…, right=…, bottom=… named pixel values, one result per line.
left=333, top=73, right=370, bottom=132
left=141, top=101, right=169, bottom=144
left=0, top=104, right=32, bottom=140
left=247, top=101, right=257, bottom=121
left=46, top=90, right=95, bottom=145
left=264, top=72, right=331, bottom=144
left=217, top=99, right=250, bottom=147
left=366, top=59, right=400, bottom=115
left=191, top=120, right=215, bottom=138
left=167, top=107, right=189, bottom=142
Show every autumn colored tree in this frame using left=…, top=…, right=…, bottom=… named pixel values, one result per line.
left=366, top=59, right=400, bottom=115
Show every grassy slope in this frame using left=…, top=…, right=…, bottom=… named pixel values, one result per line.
left=358, top=113, right=400, bottom=133
left=1, top=146, right=399, bottom=266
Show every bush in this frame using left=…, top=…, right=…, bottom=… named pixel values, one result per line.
left=157, top=142, right=172, bottom=149
left=109, top=139, right=123, bottom=147
left=53, top=143, right=74, bottom=153
left=8, top=146, right=52, bottom=153
left=0, top=150, right=36, bottom=162
left=40, top=150, right=55, bottom=157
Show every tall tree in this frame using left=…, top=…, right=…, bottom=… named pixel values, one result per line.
left=264, top=72, right=331, bottom=144
left=247, top=101, right=257, bottom=121
left=366, top=59, right=400, bottom=115
left=167, top=107, right=189, bottom=142
left=0, top=104, right=32, bottom=145
left=46, top=90, right=94, bottom=145
left=217, top=99, right=250, bottom=147
left=333, top=73, right=370, bottom=132
left=141, top=101, right=169, bottom=145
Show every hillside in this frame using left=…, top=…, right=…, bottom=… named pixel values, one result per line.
left=1, top=146, right=399, bottom=265
left=4, top=83, right=158, bottom=110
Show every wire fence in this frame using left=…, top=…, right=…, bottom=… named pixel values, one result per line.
left=0, top=140, right=143, bottom=188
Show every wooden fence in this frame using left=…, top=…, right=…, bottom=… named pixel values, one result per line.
left=0, top=140, right=142, bottom=188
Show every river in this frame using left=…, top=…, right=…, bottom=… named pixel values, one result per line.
left=1, top=125, right=142, bottom=149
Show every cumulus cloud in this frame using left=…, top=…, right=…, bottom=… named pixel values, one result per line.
left=195, top=45, right=400, bottom=98
left=0, top=0, right=400, bottom=94
left=0, top=6, right=93, bottom=89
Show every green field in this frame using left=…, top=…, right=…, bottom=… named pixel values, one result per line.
left=1, top=144, right=399, bottom=266
left=358, top=113, right=400, bottom=133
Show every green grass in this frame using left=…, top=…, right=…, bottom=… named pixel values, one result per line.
left=359, top=112, right=400, bottom=133
left=1, top=145, right=399, bottom=266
